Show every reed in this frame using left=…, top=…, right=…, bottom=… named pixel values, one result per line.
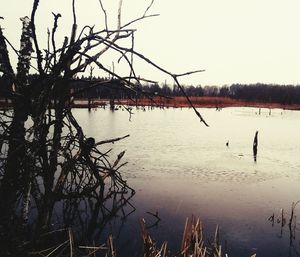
left=25, top=217, right=256, bottom=257
left=139, top=216, right=256, bottom=257
left=269, top=200, right=300, bottom=247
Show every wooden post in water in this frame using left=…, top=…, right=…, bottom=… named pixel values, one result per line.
left=253, top=131, right=259, bottom=162
left=88, top=97, right=92, bottom=112
left=109, top=96, right=115, bottom=110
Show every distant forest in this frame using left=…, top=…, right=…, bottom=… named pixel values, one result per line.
left=71, top=76, right=300, bottom=105
left=1, top=75, right=300, bottom=104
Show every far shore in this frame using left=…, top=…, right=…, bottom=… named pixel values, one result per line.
left=1, top=96, right=300, bottom=110
left=72, top=96, right=300, bottom=111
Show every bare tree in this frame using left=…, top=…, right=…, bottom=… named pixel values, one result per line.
left=0, top=0, right=207, bottom=254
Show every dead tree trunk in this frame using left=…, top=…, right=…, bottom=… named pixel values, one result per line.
left=0, top=17, right=33, bottom=227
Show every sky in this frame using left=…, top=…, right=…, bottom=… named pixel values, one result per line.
left=1, top=0, right=300, bottom=86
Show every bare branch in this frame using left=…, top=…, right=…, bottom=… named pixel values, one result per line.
left=70, top=0, right=77, bottom=45
left=143, top=0, right=155, bottom=17
left=51, top=12, right=61, bottom=65
left=121, top=14, right=159, bottom=30
left=93, top=0, right=123, bottom=58
left=98, top=0, right=108, bottom=32
left=95, top=134, right=130, bottom=146
left=175, top=69, right=205, bottom=78
left=30, top=0, right=44, bottom=74
left=173, top=76, right=209, bottom=126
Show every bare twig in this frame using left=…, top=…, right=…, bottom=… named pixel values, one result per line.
left=51, top=12, right=61, bottom=65
left=143, top=0, right=155, bottom=17
left=30, top=0, right=44, bottom=74
left=95, top=134, right=130, bottom=146
left=98, top=0, right=108, bottom=32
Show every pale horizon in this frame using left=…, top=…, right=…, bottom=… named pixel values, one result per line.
left=2, top=0, right=300, bottom=86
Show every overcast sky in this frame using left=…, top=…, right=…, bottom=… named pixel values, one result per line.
left=2, top=0, right=300, bottom=86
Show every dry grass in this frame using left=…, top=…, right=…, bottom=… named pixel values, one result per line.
left=140, top=217, right=257, bottom=257
left=24, top=217, right=257, bottom=257
left=3, top=97, right=300, bottom=110
left=70, top=97, right=300, bottom=110
left=131, top=96, right=300, bottom=110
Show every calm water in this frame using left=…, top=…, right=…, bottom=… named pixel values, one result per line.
left=75, top=107, right=300, bottom=257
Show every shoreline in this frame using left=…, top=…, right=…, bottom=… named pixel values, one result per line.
left=74, top=96, right=300, bottom=111
left=1, top=97, right=300, bottom=110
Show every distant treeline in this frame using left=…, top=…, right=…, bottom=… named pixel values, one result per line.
left=1, top=75, right=300, bottom=104
left=70, top=77, right=300, bottom=105
left=147, top=83, right=300, bottom=104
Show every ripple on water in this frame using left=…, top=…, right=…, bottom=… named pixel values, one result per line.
left=122, top=154, right=300, bottom=184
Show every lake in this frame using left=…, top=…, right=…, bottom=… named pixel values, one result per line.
left=75, top=106, right=300, bottom=257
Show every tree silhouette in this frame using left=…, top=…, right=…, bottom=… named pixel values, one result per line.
left=0, top=0, right=207, bottom=255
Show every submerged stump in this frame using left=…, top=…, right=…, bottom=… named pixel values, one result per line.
left=253, top=131, right=258, bottom=162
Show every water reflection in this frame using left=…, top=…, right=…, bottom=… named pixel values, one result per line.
left=268, top=201, right=300, bottom=257
left=75, top=107, right=300, bottom=257
left=60, top=192, right=135, bottom=241
left=0, top=185, right=136, bottom=256
left=0, top=106, right=136, bottom=256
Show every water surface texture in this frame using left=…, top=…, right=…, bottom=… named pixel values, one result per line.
left=75, top=107, right=300, bottom=257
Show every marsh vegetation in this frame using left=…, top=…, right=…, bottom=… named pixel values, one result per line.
left=1, top=1, right=299, bottom=257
